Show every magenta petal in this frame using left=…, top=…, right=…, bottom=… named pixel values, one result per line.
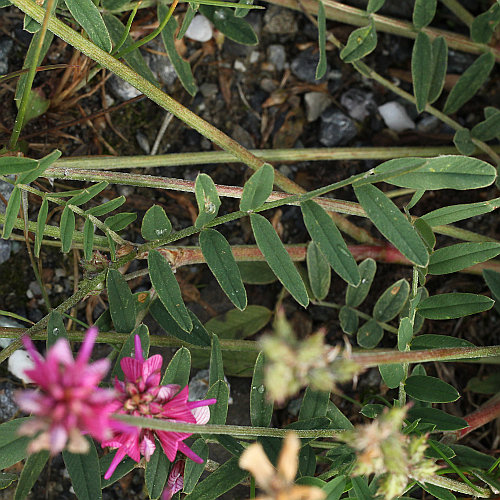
left=177, top=441, right=204, bottom=463
left=191, top=406, right=210, bottom=425
left=47, top=339, right=74, bottom=366
left=121, top=357, right=143, bottom=382
left=104, top=448, right=127, bottom=480
left=142, top=355, right=163, bottom=379
left=134, top=335, right=144, bottom=363
left=75, top=327, right=98, bottom=366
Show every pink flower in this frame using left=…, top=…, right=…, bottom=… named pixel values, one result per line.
left=162, top=460, right=185, bottom=500
left=102, top=335, right=216, bottom=480
left=15, top=327, right=115, bottom=455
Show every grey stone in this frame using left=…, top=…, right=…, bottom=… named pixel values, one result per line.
left=340, top=88, right=377, bottom=121
left=0, top=382, right=18, bottom=422
left=136, top=131, right=150, bottom=154
left=267, top=44, right=286, bottom=71
left=260, top=78, right=278, bottom=93
left=200, top=82, right=219, bottom=99
left=108, top=74, right=142, bottom=101
left=291, top=47, right=328, bottom=84
left=0, top=38, right=13, bottom=75
left=319, top=108, right=357, bottom=147
left=0, top=240, right=11, bottom=265
left=147, top=53, right=177, bottom=87
left=0, top=179, right=14, bottom=214
left=417, top=114, right=440, bottom=132
left=264, top=6, right=297, bottom=35
left=304, top=92, right=331, bottom=122
left=232, top=124, right=255, bottom=149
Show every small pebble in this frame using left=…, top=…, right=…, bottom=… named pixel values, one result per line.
left=319, top=108, right=357, bottom=146
left=0, top=38, right=14, bottom=75
left=267, top=44, right=286, bottom=71
left=263, top=6, right=298, bottom=35
left=304, top=92, right=331, bottom=122
left=8, top=350, right=35, bottom=384
left=108, top=74, right=142, bottom=101
left=340, top=88, right=377, bottom=121
left=185, top=15, right=213, bottom=43
left=378, top=101, right=415, bottom=132
left=291, top=47, right=328, bottom=84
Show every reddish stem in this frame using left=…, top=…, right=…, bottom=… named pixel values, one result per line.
left=455, top=395, right=500, bottom=440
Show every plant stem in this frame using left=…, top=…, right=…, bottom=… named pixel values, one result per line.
left=454, top=394, right=500, bottom=440
left=439, top=0, right=474, bottom=27
left=113, top=414, right=344, bottom=438
left=52, top=146, right=500, bottom=170
left=267, top=0, right=499, bottom=60
left=417, top=474, right=492, bottom=498
left=8, top=0, right=56, bottom=150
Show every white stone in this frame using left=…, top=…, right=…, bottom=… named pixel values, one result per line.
left=378, top=101, right=415, bottom=132
left=8, top=350, right=35, bottom=383
left=185, top=15, right=213, bottom=42
left=234, top=60, right=247, bottom=72
left=304, top=92, right=330, bottom=122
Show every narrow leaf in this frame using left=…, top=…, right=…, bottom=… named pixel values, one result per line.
left=428, top=36, right=448, bottom=103
left=339, top=306, right=358, bottom=335
left=148, top=249, right=193, bottom=332
left=408, top=407, right=468, bottom=431
left=354, top=184, right=429, bottom=266
left=47, top=310, right=68, bottom=348
left=183, top=439, right=209, bottom=493
left=34, top=198, right=48, bottom=258
left=340, top=21, right=377, bottom=63
left=83, top=217, right=94, bottom=261
left=207, top=380, right=229, bottom=425
left=250, top=213, right=309, bottom=307
left=367, top=0, right=385, bottom=13
left=107, top=269, right=136, bottom=333
left=453, top=128, right=475, bottom=155
left=200, top=229, right=247, bottom=310
left=69, top=181, right=108, bottom=206
left=60, top=206, right=75, bottom=253
left=159, top=9, right=197, bottom=96
left=2, top=186, right=21, bottom=239
left=0, top=418, right=31, bottom=469
left=421, top=198, right=500, bottom=227
left=240, top=163, right=274, bottom=211
left=470, top=2, right=500, bottom=43
left=14, top=450, right=49, bottom=500
left=145, top=441, right=170, bottom=500
left=0, top=157, right=37, bottom=175
left=444, top=52, right=495, bottom=115
left=417, top=293, right=494, bottom=319
left=209, top=334, right=224, bottom=387
left=307, top=242, right=331, bottom=301
left=86, top=196, right=126, bottom=217
left=301, top=201, right=360, bottom=285
left=379, top=363, right=404, bottom=389
left=405, top=375, right=460, bottom=403
left=471, top=110, right=500, bottom=142
left=63, top=0, right=112, bottom=52
left=412, top=32, right=432, bottom=112
left=315, top=0, right=327, bottom=80
left=357, top=319, right=383, bottom=349
left=63, top=438, right=102, bottom=500
left=250, top=352, right=273, bottom=427
left=205, top=305, right=271, bottom=339
left=299, top=388, right=329, bottom=420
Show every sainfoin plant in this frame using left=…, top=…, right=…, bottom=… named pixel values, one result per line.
left=0, top=0, right=500, bottom=498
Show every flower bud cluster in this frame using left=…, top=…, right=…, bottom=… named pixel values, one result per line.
left=342, top=407, right=438, bottom=499
left=260, top=310, right=360, bottom=402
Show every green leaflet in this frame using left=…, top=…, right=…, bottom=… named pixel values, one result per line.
left=411, top=334, right=474, bottom=349
left=14, top=450, right=50, bottom=500
left=379, top=363, right=405, bottom=389
left=83, top=217, right=94, bottom=261
left=2, top=186, right=21, bottom=239
left=162, top=347, right=191, bottom=386
left=301, top=201, right=360, bottom=285
left=194, top=174, right=221, bottom=228
left=199, top=5, right=258, bottom=46
left=470, top=2, right=500, bottom=44
left=0, top=418, right=31, bottom=469
left=357, top=319, right=383, bottom=349
left=240, top=163, right=274, bottom=211
left=47, top=310, right=68, bottom=348
left=207, top=380, right=229, bottom=425
left=86, top=196, right=126, bottom=217
left=483, top=269, right=500, bottom=313
left=428, top=36, right=448, bottom=104
left=69, top=181, right=108, bottom=206
left=250, top=213, right=309, bottom=307
left=17, top=149, right=61, bottom=185
left=199, top=229, right=247, bottom=310
left=421, top=198, right=500, bottom=227
left=111, top=324, right=150, bottom=379
left=148, top=249, right=192, bottom=332
left=145, top=441, right=170, bottom=500
left=444, top=52, right=495, bottom=115
left=0, top=157, right=37, bottom=175
left=372, top=156, right=496, bottom=190
left=107, top=269, right=136, bottom=333
left=367, top=0, right=385, bottom=13
left=405, top=375, right=460, bottom=403
left=209, top=334, right=224, bottom=387
left=159, top=4, right=198, bottom=96
left=408, top=407, right=467, bottom=431
left=412, top=0, right=437, bottom=28
left=354, top=184, right=429, bottom=267
left=60, top=206, right=75, bottom=253
left=428, top=242, right=500, bottom=275
left=63, top=438, right=102, bottom=500
left=340, top=21, right=377, bottom=63
left=183, top=439, right=209, bottom=493
left=417, top=293, right=494, bottom=319
left=316, top=0, right=327, bottom=79
left=250, top=352, right=273, bottom=427
left=345, top=258, right=376, bottom=307
left=205, top=305, right=272, bottom=339
left=471, top=109, right=500, bottom=142
left=299, top=388, right=329, bottom=420
left=141, top=205, right=172, bottom=240
left=63, top=0, right=112, bottom=52
left=373, top=278, right=410, bottom=322
left=339, top=306, right=358, bottom=335
left=35, top=198, right=48, bottom=258
left=306, top=241, right=331, bottom=300
left=453, top=129, right=475, bottom=155
left=412, top=32, right=432, bottom=112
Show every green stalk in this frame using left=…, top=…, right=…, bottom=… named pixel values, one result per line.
left=266, top=0, right=500, bottom=60
left=439, top=0, right=474, bottom=27
left=418, top=474, right=492, bottom=498
left=52, top=146, right=500, bottom=170
left=8, top=0, right=56, bottom=149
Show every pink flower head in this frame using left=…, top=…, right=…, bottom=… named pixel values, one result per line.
left=102, top=335, right=216, bottom=480
left=162, top=460, right=185, bottom=500
left=15, top=327, right=115, bottom=455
